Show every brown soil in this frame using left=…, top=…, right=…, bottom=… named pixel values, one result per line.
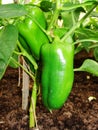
left=0, top=51, right=98, bottom=130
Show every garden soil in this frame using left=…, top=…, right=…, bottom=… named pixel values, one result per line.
left=0, top=51, right=98, bottom=130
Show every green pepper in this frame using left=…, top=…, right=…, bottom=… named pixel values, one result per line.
left=17, top=5, right=49, bottom=60
left=40, top=38, right=74, bottom=109
left=18, top=35, right=36, bottom=73
left=18, top=35, right=32, bottom=54
left=24, top=5, right=47, bottom=28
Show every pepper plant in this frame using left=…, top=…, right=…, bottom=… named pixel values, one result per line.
left=0, top=0, right=98, bottom=129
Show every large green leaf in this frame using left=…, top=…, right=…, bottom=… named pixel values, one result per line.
left=0, top=24, right=18, bottom=80
left=0, top=4, right=27, bottom=19
left=74, top=59, right=98, bottom=76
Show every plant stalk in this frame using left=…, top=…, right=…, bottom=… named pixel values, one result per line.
left=47, top=0, right=61, bottom=32
left=61, top=3, right=98, bottom=42
left=10, top=56, right=35, bottom=80
left=17, top=41, right=38, bottom=70
left=74, top=39, right=98, bottom=45
left=29, top=70, right=38, bottom=128
left=74, top=68, right=81, bottom=71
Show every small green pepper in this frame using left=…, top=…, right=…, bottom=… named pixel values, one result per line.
left=17, top=5, right=49, bottom=60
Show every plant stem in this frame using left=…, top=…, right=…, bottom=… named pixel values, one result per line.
left=17, top=35, right=38, bottom=128
left=29, top=70, right=38, bottom=128
left=47, top=0, right=61, bottom=32
left=73, top=39, right=98, bottom=45
left=74, top=68, right=81, bottom=71
left=10, top=56, right=35, bottom=80
left=89, top=44, right=98, bottom=49
left=61, top=3, right=98, bottom=42
left=11, top=54, right=38, bottom=127
left=61, top=1, right=96, bottom=11
left=17, top=41, right=38, bottom=70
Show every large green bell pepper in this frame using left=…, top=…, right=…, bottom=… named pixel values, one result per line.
left=40, top=38, right=74, bottom=109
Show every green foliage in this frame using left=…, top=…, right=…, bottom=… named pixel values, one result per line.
left=94, top=47, right=98, bottom=61
left=74, top=59, right=98, bottom=76
left=40, top=0, right=52, bottom=12
left=0, top=24, right=18, bottom=79
left=0, top=4, right=27, bottom=19
left=75, top=27, right=98, bottom=52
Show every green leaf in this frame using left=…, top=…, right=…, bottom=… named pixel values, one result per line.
left=94, top=47, right=98, bottom=61
left=61, top=11, right=74, bottom=29
left=62, top=1, right=96, bottom=11
left=74, top=59, right=98, bottom=76
left=0, top=24, right=18, bottom=79
left=0, top=4, right=27, bottom=19
left=74, top=43, right=84, bottom=54
left=75, top=28, right=98, bottom=39
left=40, top=0, right=52, bottom=12
left=61, top=3, right=84, bottom=29
left=75, top=28, right=98, bottom=51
